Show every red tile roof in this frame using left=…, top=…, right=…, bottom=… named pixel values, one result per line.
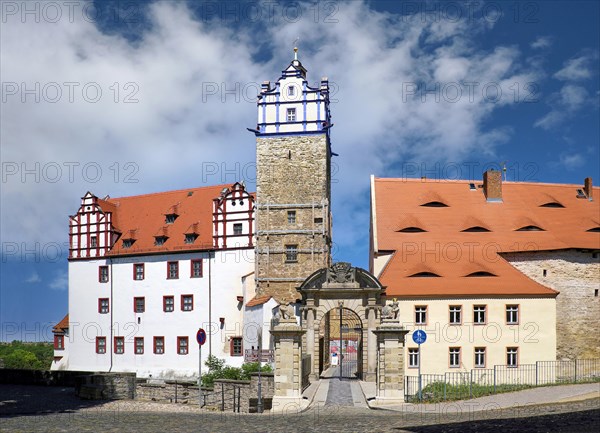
left=52, top=314, right=69, bottom=333
left=372, top=177, right=599, bottom=298
left=94, top=184, right=241, bottom=257
left=246, top=294, right=273, bottom=307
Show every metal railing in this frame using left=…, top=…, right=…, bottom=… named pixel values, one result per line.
left=405, top=358, right=600, bottom=402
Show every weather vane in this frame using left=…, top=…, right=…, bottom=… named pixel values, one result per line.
left=293, top=37, right=299, bottom=60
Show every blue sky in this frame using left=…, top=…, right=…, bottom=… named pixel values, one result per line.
left=1, top=0, right=598, bottom=341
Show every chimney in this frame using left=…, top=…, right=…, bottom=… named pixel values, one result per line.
left=584, top=177, right=593, bottom=201
left=483, top=169, right=502, bottom=202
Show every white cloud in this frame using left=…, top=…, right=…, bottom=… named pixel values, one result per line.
left=25, top=272, right=41, bottom=283
left=554, top=55, right=596, bottom=81
left=559, top=153, right=585, bottom=170
left=535, top=84, right=590, bottom=130
left=2, top=1, right=542, bottom=258
left=531, top=36, right=552, bottom=50
left=49, top=270, right=68, bottom=291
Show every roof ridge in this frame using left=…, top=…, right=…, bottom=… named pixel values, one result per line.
left=373, top=177, right=596, bottom=188
left=108, top=183, right=237, bottom=202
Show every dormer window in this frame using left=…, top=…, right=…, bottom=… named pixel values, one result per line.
left=462, top=226, right=491, bottom=232
left=516, top=225, right=545, bottom=231
left=409, top=272, right=440, bottom=277
left=397, top=227, right=427, bottom=233
left=540, top=202, right=565, bottom=208
left=165, top=214, right=178, bottom=224
left=155, top=236, right=168, bottom=246
left=185, top=233, right=198, bottom=244
left=421, top=201, right=448, bottom=207
left=465, top=271, right=497, bottom=277
left=123, top=239, right=135, bottom=248
left=287, top=108, right=296, bottom=122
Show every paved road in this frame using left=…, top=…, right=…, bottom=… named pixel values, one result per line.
left=1, top=385, right=599, bottom=433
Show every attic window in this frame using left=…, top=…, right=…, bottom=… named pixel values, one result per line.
left=465, top=271, right=497, bottom=277
left=185, top=233, right=198, bottom=244
left=540, top=202, right=565, bottom=208
left=154, top=236, right=168, bottom=246
left=123, top=239, right=135, bottom=248
left=469, top=183, right=476, bottom=191
left=462, top=226, right=491, bottom=232
left=421, top=201, right=448, bottom=207
left=587, top=227, right=600, bottom=232
left=576, top=189, right=587, bottom=198
left=409, top=272, right=440, bottom=277
left=516, top=225, right=545, bottom=231
left=397, top=227, right=427, bottom=233
left=165, top=214, right=178, bottom=224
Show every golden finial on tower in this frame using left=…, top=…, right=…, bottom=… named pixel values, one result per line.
left=293, top=37, right=299, bottom=60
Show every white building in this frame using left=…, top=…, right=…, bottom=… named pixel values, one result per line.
left=52, top=182, right=259, bottom=378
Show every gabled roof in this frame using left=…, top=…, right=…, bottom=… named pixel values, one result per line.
left=372, top=177, right=600, bottom=298
left=53, top=314, right=69, bottom=333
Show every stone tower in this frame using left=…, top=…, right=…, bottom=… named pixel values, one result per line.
left=252, top=49, right=333, bottom=303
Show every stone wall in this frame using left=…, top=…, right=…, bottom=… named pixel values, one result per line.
left=75, top=373, right=136, bottom=400
left=504, top=249, right=600, bottom=360
left=255, top=135, right=332, bottom=303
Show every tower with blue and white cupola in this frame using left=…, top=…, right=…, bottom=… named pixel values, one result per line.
left=251, top=47, right=333, bottom=304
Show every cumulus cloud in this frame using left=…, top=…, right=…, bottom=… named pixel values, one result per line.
left=2, top=0, right=543, bottom=259
left=49, top=270, right=68, bottom=291
left=554, top=54, right=597, bottom=81
left=531, top=36, right=552, bottom=50
left=25, top=272, right=41, bottom=283
left=558, top=153, right=585, bottom=170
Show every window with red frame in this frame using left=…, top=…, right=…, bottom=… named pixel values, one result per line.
left=177, top=336, right=188, bottom=355
left=134, top=263, right=145, bottom=280
left=167, top=261, right=179, bottom=279
left=191, top=259, right=203, bottom=278
left=54, top=335, right=64, bottom=350
left=154, top=336, right=165, bottom=354
left=99, top=266, right=109, bottom=283
left=163, top=296, right=174, bottom=312
left=114, top=337, right=124, bottom=354
left=96, top=337, right=106, bottom=354
left=135, top=337, right=144, bottom=354
left=134, top=297, right=145, bottom=313
left=181, top=295, right=193, bottom=311
left=98, top=298, right=109, bottom=314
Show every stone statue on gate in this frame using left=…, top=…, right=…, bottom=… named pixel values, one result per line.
left=276, top=303, right=296, bottom=321
left=381, top=299, right=400, bottom=320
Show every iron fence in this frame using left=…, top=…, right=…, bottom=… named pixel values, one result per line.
left=405, top=358, right=600, bottom=402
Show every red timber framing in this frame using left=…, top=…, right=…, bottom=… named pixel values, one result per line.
left=212, top=182, right=255, bottom=249
left=69, top=192, right=117, bottom=259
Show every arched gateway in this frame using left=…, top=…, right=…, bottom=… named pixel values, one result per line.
left=297, top=262, right=385, bottom=382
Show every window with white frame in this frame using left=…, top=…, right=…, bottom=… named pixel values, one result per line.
left=408, top=348, right=419, bottom=368
left=178, top=336, right=188, bottom=355
left=474, top=347, right=486, bottom=368
left=96, top=337, right=106, bottom=354
left=154, top=337, right=164, bottom=354
left=507, top=347, right=518, bottom=367
left=287, top=108, right=296, bottom=122
left=114, top=337, right=124, bottom=354
left=98, top=298, right=109, bottom=314
left=449, top=347, right=461, bottom=368
left=415, top=306, right=427, bottom=325
left=449, top=305, right=462, bottom=324
left=135, top=337, right=144, bottom=354
left=506, top=305, right=519, bottom=324
left=163, top=296, right=174, bottom=312
left=181, top=295, right=193, bottom=311
left=473, top=305, right=486, bottom=324
left=134, top=263, right=144, bottom=280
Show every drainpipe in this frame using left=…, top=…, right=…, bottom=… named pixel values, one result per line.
left=108, top=257, right=114, bottom=372
left=209, top=251, right=213, bottom=358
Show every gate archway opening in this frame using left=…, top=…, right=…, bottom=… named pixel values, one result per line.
left=319, top=307, right=363, bottom=379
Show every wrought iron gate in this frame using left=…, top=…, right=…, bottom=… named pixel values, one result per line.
left=336, top=307, right=363, bottom=379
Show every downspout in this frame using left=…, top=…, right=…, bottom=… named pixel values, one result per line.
left=108, top=257, right=114, bottom=372
left=209, top=250, right=213, bottom=358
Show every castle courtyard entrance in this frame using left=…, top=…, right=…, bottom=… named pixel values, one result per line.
left=319, top=307, right=363, bottom=379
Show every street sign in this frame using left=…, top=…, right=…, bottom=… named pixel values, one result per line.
left=197, top=328, right=207, bottom=346
left=412, top=329, right=427, bottom=345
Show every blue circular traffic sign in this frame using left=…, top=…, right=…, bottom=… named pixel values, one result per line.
left=412, top=329, right=427, bottom=345
left=196, top=328, right=207, bottom=346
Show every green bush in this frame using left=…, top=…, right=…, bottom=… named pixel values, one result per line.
left=201, top=355, right=273, bottom=387
left=0, top=341, right=53, bottom=370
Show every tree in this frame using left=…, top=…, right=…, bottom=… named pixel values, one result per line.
left=3, top=349, right=42, bottom=370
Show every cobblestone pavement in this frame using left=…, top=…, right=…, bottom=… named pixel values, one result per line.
left=1, top=385, right=599, bottom=433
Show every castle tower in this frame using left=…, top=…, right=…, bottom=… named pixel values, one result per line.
left=252, top=48, right=333, bottom=303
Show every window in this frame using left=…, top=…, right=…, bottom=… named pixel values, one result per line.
left=507, top=347, right=518, bottom=367
left=185, top=233, right=198, bottom=244
left=287, top=108, right=296, bottom=122
left=408, top=348, right=419, bottom=368
left=475, top=347, right=486, bottom=368
left=155, top=236, right=167, bottom=246
left=314, top=217, right=323, bottom=224
left=506, top=305, right=519, bottom=324
left=54, top=335, right=64, bottom=350
left=415, top=306, right=427, bottom=325
left=191, top=259, right=203, bottom=278
left=98, top=298, right=109, bottom=314
left=285, top=244, right=298, bottom=263
left=134, top=263, right=144, bottom=280
left=114, top=337, right=124, bottom=354
left=233, top=223, right=243, bottom=235
left=449, top=347, right=461, bottom=368
left=90, top=236, right=97, bottom=248
left=181, top=295, right=193, bottom=311
left=449, top=305, right=462, bottom=325
left=177, top=336, right=188, bottom=355
left=134, top=297, right=145, bottom=313
left=96, top=337, right=106, bottom=354
left=99, top=266, right=109, bottom=283
left=473, top=305, right=486, bottom=324
left=123, top=239, right=134, bottom=248
left=135, top=337, right=144, bottom=354
left=154, top=337, right=165, bottom=354
left=287, top=211, right=296, bottom=224
left=167, top=261, right=179, bottom=279
left=163, top=296, right=174, bottom=312
left=231, top=337, right=243, bottom=356
left=288, top=85, right=295, bottom=97
left=165, top=214, right=177, bottom=224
